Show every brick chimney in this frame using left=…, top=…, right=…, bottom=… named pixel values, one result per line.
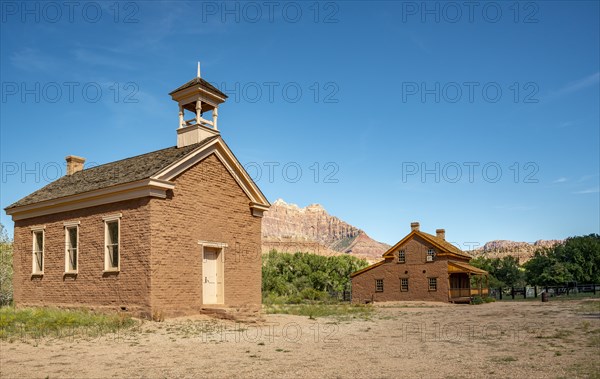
left=65, top=155, right=85, bottom=176
left=436, top=229, right=446, bottom=240
left=410, top=222, right=420, bottom=232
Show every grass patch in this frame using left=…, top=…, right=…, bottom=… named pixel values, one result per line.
left=0, top=306, right=136, bottom=341
left=576, top=300, right=600, bottom=314
left=264, top=302, right=373, bottom=320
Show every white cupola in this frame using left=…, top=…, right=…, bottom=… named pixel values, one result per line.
left=169, top=63, right=228, bottom=148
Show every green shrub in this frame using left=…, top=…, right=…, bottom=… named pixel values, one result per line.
left=471, top=296, right=484, bottom=305
left=262, top=251, right=368, bottom=301
left=0, top=224, right=13, bottom=306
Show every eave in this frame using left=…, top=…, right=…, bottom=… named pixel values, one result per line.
left=5, top=179, right=174, bottom=221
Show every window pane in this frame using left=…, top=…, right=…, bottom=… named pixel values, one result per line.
left=68, top=227, right=77, bottom=249
left=112, top=245, right=119, bottom=268
left=107, top=245, right=119, bottom=268
left=108, top=222, right=118, bottom=244
left=70, top=248, right=77, bottom=270
left=35, top=232, right=43, bottom=252
left=36, top=250, right=43, bottom=271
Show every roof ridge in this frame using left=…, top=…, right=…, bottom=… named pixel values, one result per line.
left=75, top=144, right=178, bottom=173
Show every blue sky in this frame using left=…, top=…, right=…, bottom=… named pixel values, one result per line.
left=1, top=1, right=598, bottom=248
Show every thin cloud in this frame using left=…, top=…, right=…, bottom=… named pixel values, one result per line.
left=553, top=177, right=568, bottom=183
left=577, top=174, right=599, bottom=183
left=550, top=72, right=600, bottom=98
left=573, top=187, right=600, bottom=194
left=9, top=48, right=59, bottom=73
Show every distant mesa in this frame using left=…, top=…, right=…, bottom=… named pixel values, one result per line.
left=470, top=239, right=564, bottom=263
left=261, top=199, right=390, bottom=262
left=262, top=198, right=564, bottom=264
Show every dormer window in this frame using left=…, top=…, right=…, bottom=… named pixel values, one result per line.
left=398, top=250, right=406, bottom=263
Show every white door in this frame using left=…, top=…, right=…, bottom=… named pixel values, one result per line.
left=203, top=249, right=218, bottom=304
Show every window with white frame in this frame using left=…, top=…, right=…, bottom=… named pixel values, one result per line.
left=398, top=250, right=406, bottom=263
left=400, top=278, right=409, bottom=292
left=65, top=224, right=79, bottom=273
left=104, top=215, right=121, bottom=271
left=32, top=229, right=44, bottom=274
left=428, top=277, right=437, bottom=291
left=427, top=248, right=435, bottom=261
left=375, top=279, right=384, bottom=292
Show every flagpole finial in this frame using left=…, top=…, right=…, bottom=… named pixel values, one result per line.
left=197, top=62, right=201, bottom=78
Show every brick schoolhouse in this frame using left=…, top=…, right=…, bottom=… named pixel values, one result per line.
left=5, top=69, right=270, bottom=318
left=351, top=222, right=488, bottom=304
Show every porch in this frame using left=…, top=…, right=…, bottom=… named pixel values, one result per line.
left=447, top=261, right=489, bottom=303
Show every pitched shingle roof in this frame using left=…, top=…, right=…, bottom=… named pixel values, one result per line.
left=418, top=231, right=472, bottom=259
left=169, top=77, right=228, bottom=98
left=6, top=135, right=219, bottom=209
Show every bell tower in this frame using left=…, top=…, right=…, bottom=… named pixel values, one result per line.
left=169, top=63, right=228, bottom=148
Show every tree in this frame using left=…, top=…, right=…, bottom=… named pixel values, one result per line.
left=525, top=234, right=600, bottom=285
left=0, top=223, right=13, bottom=306
left=470, top=255, right=525, bottom=288
left=262, top=250, right=368, bottom=302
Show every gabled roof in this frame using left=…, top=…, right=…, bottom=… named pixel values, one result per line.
left=5, top=136, right=270, bottom=220
left=6, top=136, right=218, bottom=210
left=382, top=230, right=472, bottom=260
left=169, top=77, right=228, bottom=98
left=350, top=260, right=385, bottom=278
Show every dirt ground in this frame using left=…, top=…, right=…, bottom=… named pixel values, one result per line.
left=1, top=299, right=599, bottom=379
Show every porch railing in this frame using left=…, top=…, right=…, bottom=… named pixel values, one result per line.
left=449, top=288, right=471, bottom=298
left=450, top=288, right=489, bottom=298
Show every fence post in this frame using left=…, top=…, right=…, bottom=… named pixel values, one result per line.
left=523, top=287, right=527, bottom=299
left=499, top=287, right=502, bottom=300
left=594, top=285, right=597, bottom=295
left=511, top=287, right=515, bottom=300
left=534, top=286, right=538, bottom=298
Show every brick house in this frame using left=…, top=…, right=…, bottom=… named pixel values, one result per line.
left=4, top=70, right=270, bottom=318
left=351, top=222, right=488, bottom=304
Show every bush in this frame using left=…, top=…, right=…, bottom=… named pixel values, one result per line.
left=471, top=296, right=484, bottom=305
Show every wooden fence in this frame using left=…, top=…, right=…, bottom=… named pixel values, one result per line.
left=490, top=284, right=599, bottom=300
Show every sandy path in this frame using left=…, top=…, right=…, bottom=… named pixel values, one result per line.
left=1, top=299, right=599, bottom=378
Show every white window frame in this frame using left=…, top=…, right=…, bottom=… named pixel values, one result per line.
left=375, top=279, right=384, bottom=292
left=398, top=250, right=406, bottom=263
left=400, top=278, right=409, bottom=292
left=427, top=248, right=435, bottom=262
left=64, top=221, right=80, bottom=274
left=103, top=214, right=121, bottom=272
left=428, top=277, right=438, bottom=291
left=31, top=227, right=45, bottom=275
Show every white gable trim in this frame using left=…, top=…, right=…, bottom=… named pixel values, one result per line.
left=152, top=138, right=270, bottom=211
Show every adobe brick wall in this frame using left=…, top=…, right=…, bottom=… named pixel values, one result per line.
left=12, top=199, right=152, bottom=316
left=352, top=235, right=450, bottom=303
left=149, top=154, right=262, bottom=317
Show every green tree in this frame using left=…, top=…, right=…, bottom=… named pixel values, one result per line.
left=470, top=255, right=525, bottom=288
left=524, top=234, right=600, bottom=285
left=262, top=250, right=368, bottom=302
left=0, top=223, right=13, bottom=306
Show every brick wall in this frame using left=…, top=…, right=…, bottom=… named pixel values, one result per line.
left=149, top=154, right=262, bottom=317
left=12, top=199, right=152, bottom=316
left=352, top=235, right=450, bottom=303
